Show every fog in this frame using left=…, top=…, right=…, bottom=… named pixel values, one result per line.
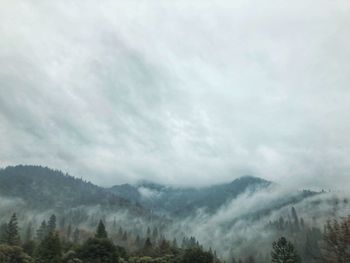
left=168, top=187, right=350, bottom=260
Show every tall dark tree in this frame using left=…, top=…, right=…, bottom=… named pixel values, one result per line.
left=35, top=232, right=62, bottom=263
left=122, top=231, right=128, bottom=241
left=6, top=213, right=20, bottom=246
left=152, top=227, right=159, bottom=240
left=73, top=228, right=80, bottom=244
left=78, top=237, right=119, bottom=263
left=0, top=245, right=33, bottom=263
left=0, top=223, right=8, bottom=244
left=36, top=221, right=47, bottom=241
left=322, top=217, right=350, bottom=263
left=24, top=222, right=33, bottom=243
left=95, top=220, right=108, bottom=239
left=118, top=227, right=123, bottom=237
left=271, top=237, right=300, bottom=263
left=182, top=247, right=213, bottom=263
left=66, top=224, right=72, bottom=241
left=291, top=207, right=300, bottom=231
left=47, top=214, right=57, bottom=234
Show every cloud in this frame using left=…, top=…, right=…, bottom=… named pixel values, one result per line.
left=168, top=186, right=350, bottom=259
left=138, top=187, right=161, bottom=200
left=0, top=0, right=350, bottom=188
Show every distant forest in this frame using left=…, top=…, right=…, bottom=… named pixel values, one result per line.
left=0, top=166, right=349, bottom=262
left=0, top=211, right=349, bottom=262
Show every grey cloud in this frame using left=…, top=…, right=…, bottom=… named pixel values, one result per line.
left=0, top=0, right=350, bottom=188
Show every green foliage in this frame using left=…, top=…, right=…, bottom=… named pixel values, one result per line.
left=48, top=214, right=57, bottom=234
left=96, top=220, right=108, bottom=239
left=73, top=228, right=80, bottom=244
left=22, top=240, right=36, bottom=257
left=5, top=213, right=20, bottom=246
left=78, top=237, right=119, bottom=263
left=35, top=232, right=62, bottom=263
left=271, top=237, right=300, bottom=263
left=181, top=247, right=214, bottom=263
left=322, top=216, right=350, bottom=263
left=0, top=245, right=33, bottom=263
left=36, top=221, right=47, bottom=242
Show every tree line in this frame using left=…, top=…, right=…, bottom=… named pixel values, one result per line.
left=0, top=211, right=349, bottom=262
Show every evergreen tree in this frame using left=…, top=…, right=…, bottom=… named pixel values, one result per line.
left=122, top=231, right=127, bottom=241
left=159, top=239, right=170, bottom=254
left=95, top=220, right=108, bottom=239
left=6, top=213, right=20, bottom=246
left=47, top=214, right=57, bottom=234
left=36, top=221, right=47, bottom=241
left=291, top=207, right=300, bottom=232
left=35, top=232, right=62, bottom=263
left=73, top=228, right=80, bottom=244
left=66, top=224, right=72, bottom=241
left=152, top=227, right=159, bottom=240
left=24, top=222, right=33, bottom=243
left=146, top=227, right=151, bottom=237
left=78, top=237, right=119, bottom=263
left=322, top=217, right=350, bottom=263
left=182, top=247, right=213, bottom=263
left=271, top=237, right=300, bottom=263
left=0, top=223, right=8, bottom=244
left=118, top=227, right=123, bottom=237
left=112, top=217, right=117, bottom=231
left=135, top=235, right=141, bottom=247
left=142, top=237, right=153, bottom=256
left=172, top=238, right=178, bottom=248
left=0, top=245, right=33, bottom=263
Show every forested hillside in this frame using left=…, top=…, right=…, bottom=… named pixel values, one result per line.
left=0, top=165, right=146, bottom=214
left=0, top=165, right=349, bottom=262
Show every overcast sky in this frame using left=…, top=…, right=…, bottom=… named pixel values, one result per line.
left=1, top=0, right=350, bottom=188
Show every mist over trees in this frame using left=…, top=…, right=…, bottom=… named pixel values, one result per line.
left=0, top=166, right=349, bottom=262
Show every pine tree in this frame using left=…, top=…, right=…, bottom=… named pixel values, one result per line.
left=172, top=238, right=178, bottom=248
left=95, top=220, right=108, bottom=239
left=36, top=220, right=47, bottom=241
left=118, top=226, right=123, bottom=237
left=73, top=228, right=80, bottom=244
left=122, top=231, right=127, bottom=241
left=0, top=223, right=8, bottom=244
left=6, top=213, right=20, bottom=246
left=271, top=236, right=300, bottom=263
left=146, top=226, right=151, bottom=237
left=135, top=235, right=141, bottom=246
left=78, top=237, right=119, bottom=263
left=66, top=224, right=72, bottom=241
left=47, top=214, right=56, bottom=234
left=291, top=207, right=300, bottom=232
left=24, top=222, right=33, bottom=242
left=152, top=227, right=158, bottom=240
left=182, top=247, right=213, bottom=263
left=112, top=217, right=117, bottom=231
left=322, top=217, right=350, bottom=263
left=144, top=237, right=152, bottom=250
left=35, top=232, right=61, bottom=263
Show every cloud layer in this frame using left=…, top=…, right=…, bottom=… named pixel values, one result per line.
left=1, top=0, right=350, bottom=188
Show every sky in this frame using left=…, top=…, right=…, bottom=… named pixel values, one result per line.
left=0, top=0, right=350, bottom=188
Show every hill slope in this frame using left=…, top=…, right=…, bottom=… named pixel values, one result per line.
left=0, top=165, right=146, bottom=215
left=109, top=176, right=271, bottom=216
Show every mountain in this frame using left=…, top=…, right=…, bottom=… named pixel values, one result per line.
left=0, top=165, right=147, bottom=215
left=108, top=176, right=272, bottom=216
left=0, top=165, right=319, bottom=223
